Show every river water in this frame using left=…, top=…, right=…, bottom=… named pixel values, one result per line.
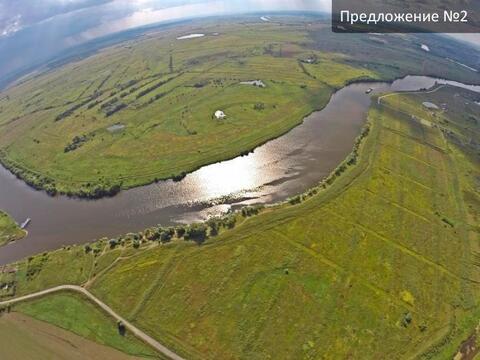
left=0, top=76, right=478, bottom=264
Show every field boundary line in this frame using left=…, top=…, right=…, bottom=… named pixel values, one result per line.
left=0, top=285, right=185, bottom=360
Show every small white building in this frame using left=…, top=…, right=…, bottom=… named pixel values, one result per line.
left=215, top=110, right=226, bottom=119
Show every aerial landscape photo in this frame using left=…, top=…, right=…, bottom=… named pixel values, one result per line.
left=0, top=0, right=479, bottom=359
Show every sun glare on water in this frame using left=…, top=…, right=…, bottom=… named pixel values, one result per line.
left=192, top=155, right=262, bottom=199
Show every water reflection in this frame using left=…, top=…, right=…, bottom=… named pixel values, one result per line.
left=193, top=155, right=260, bottom=200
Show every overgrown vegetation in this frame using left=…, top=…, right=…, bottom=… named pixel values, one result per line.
left=5, top=85, right=480, bottom=359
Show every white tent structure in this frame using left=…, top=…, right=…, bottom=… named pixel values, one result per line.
left=214, top=110, right=226, bottom=119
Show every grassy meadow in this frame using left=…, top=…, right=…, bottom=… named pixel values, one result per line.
left=4, top=85, right=479, bottom=359
left=0, top=16, right=478, bottom=197
left=0, top=211, right=25, bottom=247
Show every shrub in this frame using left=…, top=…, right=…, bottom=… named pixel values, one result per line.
left=223, top=215, right=236, bottom=229
left=402, top=312, right=413, bottom=327
left=159, top=231, right=173, bottom=243
left=108, top=239, right=118, bottom=249
left=253, top=103, right=265, bottom=111
left=241, top=205, right=263, bottom=217
left=207, top=218, right=220, bottom=236
left=289, top=196, right=301, bottom=205
left=185, top=223, right=207, bottom=243
left=176, top=226, right=186, bottom=238
left=144, top=228, right=160, bottom=241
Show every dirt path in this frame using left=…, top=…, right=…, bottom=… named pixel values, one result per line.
left=0, top=285, right=185, bottom=360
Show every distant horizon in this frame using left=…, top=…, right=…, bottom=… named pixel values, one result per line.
left=0, top=10, right=331, bottom=86
left=0, top=0, right=331, bottom=84
left=0, top=3, right=478, bottom=86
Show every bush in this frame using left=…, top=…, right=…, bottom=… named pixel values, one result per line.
left=223, top=215, right=236, bottom=229
left=402, top=312, right=413, bottom=327
left=207, top=218, right=220, bottom=236
left=289, top=196, right=301, bottom=205
left=159, top=230, right=173, bottom=243
left=176, top=226, right=186, bottom=238
left=108, top=239, right=118, bottom=249
left=144, top=228, right=160, bottom=241
left=241, top=205, right=263, bottom=217
left=185, top=223, right=207, bottom=243
left=253, top=103, right=265, bottom=111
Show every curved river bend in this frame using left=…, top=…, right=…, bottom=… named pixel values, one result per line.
left=0, top=76, right=479, bottom=264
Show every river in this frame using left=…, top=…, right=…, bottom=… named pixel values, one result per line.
left=0, top=76, right=478, bottom=264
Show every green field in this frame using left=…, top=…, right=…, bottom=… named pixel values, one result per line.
left=0, top=16, right=478, bottom=197
left=15, top=293, right=158, bottom=358
left=0, top=312, right=144, bottom=360
left=6, top=84, right=480, bottom=358
left=0, top=210, right=25, bottom=247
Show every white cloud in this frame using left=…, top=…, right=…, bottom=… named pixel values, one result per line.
left=1, top=14, right=22, bottom=37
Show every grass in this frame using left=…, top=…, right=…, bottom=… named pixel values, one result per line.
left=14, top=245, right=94, bottom=296
left=5, top=85, right=480, bottom=359
left=0, top=210, right=25, bottom=247
left=0, top=16, right=478, bottom=197
left=14, top=292, right=158, bottom=358
left=0, top=312, right=145, bottom=360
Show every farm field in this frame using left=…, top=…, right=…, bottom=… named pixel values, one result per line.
left=15, top=292, right=159, bottom=358
left=4, top=84, right=480, bottom=359
left=0, top=211, right=25, bottom=247
left=0, top=312, right=143, bottom=360
left=0, top=16, right=479, bottom=197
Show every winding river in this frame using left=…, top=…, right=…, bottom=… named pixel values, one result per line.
left=0, top=76, right=479, bottom=264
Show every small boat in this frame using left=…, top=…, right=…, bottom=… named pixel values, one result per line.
left=20, top=218, right=31, bottom=229
left=365, top=88, right=373, bottom=94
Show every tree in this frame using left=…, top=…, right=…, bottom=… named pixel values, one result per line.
left=223, top=215, right=236, bottom=229
left=108, top=239, right=118, bottom=249
left=117, top=321, right=126, bottom=336
left=176, top=226, right=186, bottom=238
left=185, top=223, right=207, bottom=243
left=207, top=219, right=219, bottom=236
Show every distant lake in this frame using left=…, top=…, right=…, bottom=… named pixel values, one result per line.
left=177, top=33, right=205, bottom=40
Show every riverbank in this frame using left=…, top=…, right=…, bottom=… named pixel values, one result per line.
left=0, top=76, right=478, bottom=266
left=0, top=211, right=26, bottom=247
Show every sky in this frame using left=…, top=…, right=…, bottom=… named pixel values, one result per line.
left=0, top=0, right=329, bottom=38
left=0, top=0, right=478, bottom=84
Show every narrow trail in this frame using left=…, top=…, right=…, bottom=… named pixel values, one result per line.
left=0, top=285, right=185, bottom=360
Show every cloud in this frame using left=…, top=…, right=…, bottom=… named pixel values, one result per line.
left=0, top=0, right=476, bottom=85
left=0, top=0, right=113, bottom=36
left=0, top=0, right=330, bottom=38
left=1, top=14, right=22, bottom=37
